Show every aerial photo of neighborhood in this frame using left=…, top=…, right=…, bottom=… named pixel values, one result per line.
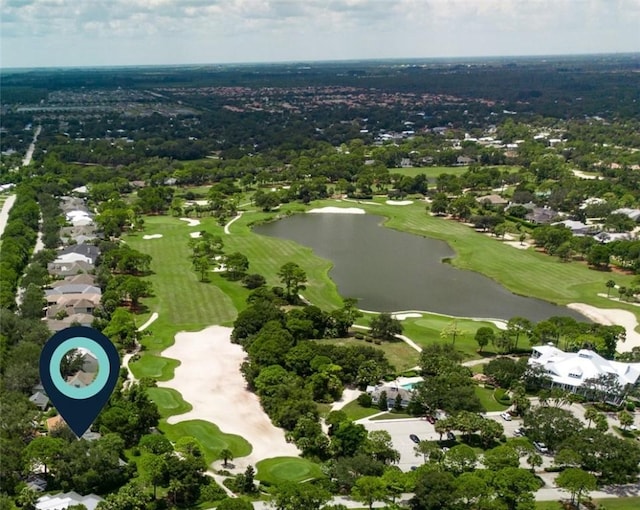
left=1, top=1, right=640, bottom=510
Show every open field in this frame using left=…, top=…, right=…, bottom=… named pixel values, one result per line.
left=340, top=399, right=381, bottom=421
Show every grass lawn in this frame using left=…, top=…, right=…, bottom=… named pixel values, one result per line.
left=316, top=337, right=420, bottom=372
left=356, top=310, right=502, bottom=361
left=341, top=400, right=381, bottom=421
left=255, top=457, right=324, bottom=484
left=162, top=419, right=252, bottom=466
left=370, top=411, right=413, bottom=420
left=474, top=385, right=509, bottom=412
left=146, top=387, right=192, bottom=419
left=536, top=497, right=640, bottom=510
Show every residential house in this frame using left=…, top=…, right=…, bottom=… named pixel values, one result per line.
left=36, top=491, right=104, bottom=510
left=66, top=371, right=96, bottom=389
left=57, top=245, right=100, bottom=265
left=51, top=252, right=93, bottom=265
left=525, top=207, right=560, bottom=224
left=476, top=194, right=509, bottom=208
left=613, top=208, right=640, bottom=222
left=50, top=274, right=96, bottom=288
left=366, top=377, right=422, bottom=409
left=46, top=313, right=95, bottom=332
left=46, top=285, right=101, bottom=297
left=528, top=345, right=640, bottom=404
left=551, top=220, right=593, bottom=236
left=47, top=260, right=93, bottom=277
left=29, top=391, right=49, bottom=411
left=456, top=155, right=475, bottom=166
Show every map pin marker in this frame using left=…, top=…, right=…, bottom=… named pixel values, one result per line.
left=40, top=326, right=120, bottom=438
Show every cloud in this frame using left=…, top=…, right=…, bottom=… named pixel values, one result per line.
left=1, top=0, right=638, bottom=67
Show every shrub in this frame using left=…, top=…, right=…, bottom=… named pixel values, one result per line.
left=357, top=393, right=373, bottom=408
left=354, top=332, right=364, bottom=340
left=626, top=401, right=636, bottom=412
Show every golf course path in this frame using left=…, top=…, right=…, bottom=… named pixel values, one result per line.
left=224, top=211, right=243, bottom=234
left=352, top=324, right=422, bottom=352
left=122, top=313, right=159, bottom=389
left=138, top=312, right=159, bottom=332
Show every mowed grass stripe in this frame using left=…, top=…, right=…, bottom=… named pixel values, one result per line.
left=126, top=217, right=237, bottom=327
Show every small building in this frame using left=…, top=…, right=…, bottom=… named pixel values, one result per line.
left=29, top=391, right=50, bottom=411
left=551, top=219, right=593, bottom=236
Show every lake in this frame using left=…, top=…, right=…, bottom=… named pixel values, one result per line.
left=254, top=213, right=587, bottom=322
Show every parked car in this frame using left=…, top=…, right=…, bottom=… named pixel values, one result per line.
left=514, top=427, right=525, bottom=437
left=446, top=432, right=456, bottom=441
left=409, top=434, right=421, bottom=444
left=533, top=441, right=549, bottom=454
left=426, top=415, right=436, bottom=424
left=500, top=412, right=512, bottom=421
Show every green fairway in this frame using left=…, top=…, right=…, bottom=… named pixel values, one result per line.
left=255, top=457, right=324, bottom=484
left=147, top=387, right=192, bottom=418
left=129, top=353, right=180, bottom=381
left=390, top=165, right=522, bottom=178
left=162, top=419, right=252, bottom=466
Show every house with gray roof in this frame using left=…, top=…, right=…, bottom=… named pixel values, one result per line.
left=47, top=260, right=93, bottom=277
left=29, top=391, right=50, bottom=411
left=58, top=245, right=100, bottom=265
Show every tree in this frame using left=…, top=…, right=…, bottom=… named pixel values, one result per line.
left=606, top=279, right=616, bottom=297
left=369, top=313, right=403, bottom=341
left=556, top=468, right=597, bottom=507
left=363, top=430, right=400, bottom=465
left=219, top=448, right=234, bottom=468
left=506, top=316, right=533, bottom=351
left=277, top=262, right=307, bottom=302
left=474, top=327, right=494, bottom=353
left=440, top=320, right=462, bottom=345
left=351, top=476, right=389, bottom=510
left=410, top=468, right=457, bottom=510
left=139, top=454, right=166, bottom=499
left=242, top=273, right=266, bottom=289
left=492, top=467, right=539, bottom=510
left=23, top=436, right=65, bottom=476
left=19, top=283, right=45, bottom=320
left=618, top=409, right=634, bottom=430
left=588, top=244, right=611, bottom=269
left=584, top=406, right=600, bottom=429
left=526, top=452, right=543, bottom=473
left=270, top=481, right=330, bottom=510
left=523, top=406, right=583, bottom=451
left=102, top=308, right=139, bottom=350
left=193, top=256, right=211, bottom=282
left=224, top=252, right=249, bottom=280
left=443, top=444, right=477, bottom=475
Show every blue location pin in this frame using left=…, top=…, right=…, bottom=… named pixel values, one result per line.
left=40, top=326, right=120, bottom=438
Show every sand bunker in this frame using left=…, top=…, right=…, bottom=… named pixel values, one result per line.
left=179, top=217, right=201, bottom=227
left=308, top=206, right=365, bottom=214
left=567, top=303, right=640, bottom=352
left=386, top=200, right=413, bottom=206
left=157, top=326, right=299, bottom=467
left=392, top=312, right=422, bottom=320
left=143, top=234, right=163, bottom=240
left=189, top=232, right=202, bottom=238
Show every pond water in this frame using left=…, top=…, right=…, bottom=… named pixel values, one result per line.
left=254, top=213, right=587, bottom=323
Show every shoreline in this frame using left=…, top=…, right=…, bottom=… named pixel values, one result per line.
left=567, top=303, right=640, bottom=352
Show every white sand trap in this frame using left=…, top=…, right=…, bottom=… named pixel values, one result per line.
left=392, top=312, right=422, bottom=320
left=308, top=206, right=365, bottom=214
left=143, top=234, right=163, bottom=240
left=179, top=217, right=201, bottom=227
left=158, top=326, right=299, bottom=467
left=567, top=303, right=640, bottom=352
left=386, top=200, right=413, bottom=206
left=504, top=241, right=532, bottom=250
left=212, top=264, right=227, bottom=272
left=189, top=232, right=202, bottom=238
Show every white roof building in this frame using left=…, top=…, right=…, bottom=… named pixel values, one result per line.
left=36, top=491, right=103, bottom=510
left=529, top=345, right=640, bottom=402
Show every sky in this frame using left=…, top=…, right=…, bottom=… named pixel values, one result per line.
left=1, top=0, right=639, bottom=68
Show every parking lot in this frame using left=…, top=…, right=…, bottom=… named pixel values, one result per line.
left=358, top=411, right=555, bottom=472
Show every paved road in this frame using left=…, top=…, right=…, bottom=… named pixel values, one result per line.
left=0, top=194, right=16, bottom=238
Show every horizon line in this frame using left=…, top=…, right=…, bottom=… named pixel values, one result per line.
left=2, top=51, right=638, bottom=73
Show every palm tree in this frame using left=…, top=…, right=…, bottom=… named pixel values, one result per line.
left=220, top=448, right=234, bottom=468
left=606, top=279, right=616, bottom=298
left=584, top=406, right=599, bottom=429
